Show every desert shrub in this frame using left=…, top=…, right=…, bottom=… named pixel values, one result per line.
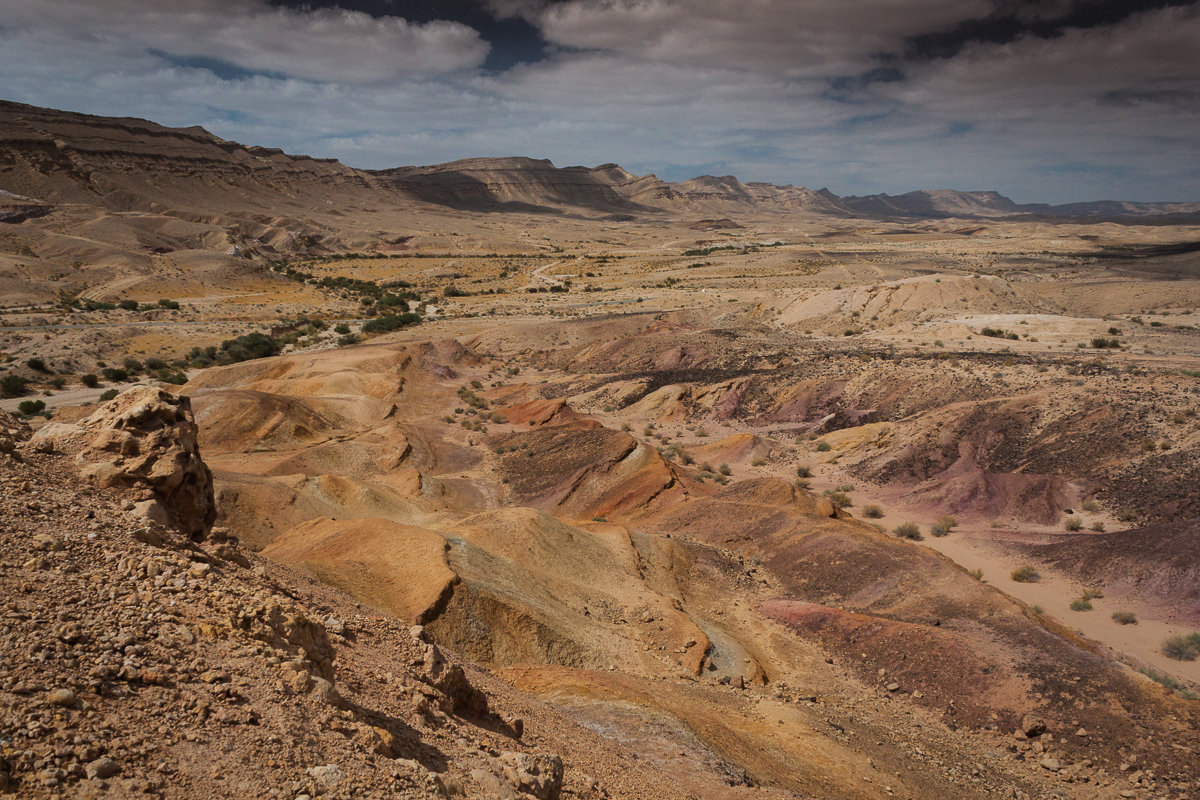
left=16, top=399, right=45, bottom=415
left=862, top=504, right=884, bottom=519
left=1091, top=337, right=1121, bottom=349
left=145, top=357, right=167, bottom=370
left=719, top=463, right=732, bottom=476
left=1070, top=598, right=1092, bottom=611
left=824, top=490, right=852, bottom=509
left=80, top=373, right=99, bottom=388
left=1091, top=521, right=1106, bottom=532
left=49, top=377, right=65, bottom=389
left=795, top=465, right=811, bottom=478
left=218, top=333, right=281, bottom=363
left=815, top=441, right=831, bottom=452
left=99, top=389, right=119, bottom=401
left=337, top=334, right=359, bottom=346
left=968, top=568, right=984, bottom=581
left=118, top=299, right=139, bottom=311
left=101, top=367, right=130, bottom=382
left=1162, top=633, right=1200, bottom=661
left=1063, top=516, right=1083, bottom=531
left=25, top=357, right=46, bottom=372
left=158, top=371, right=188, bottom=385
left=1011, top=565, right=1040, bottom=583
left=1112, top=611, right=1137, bottom=625
left=931, top=515, right=957, bottom=536
left=0, top=375, right=29, bottom=397
left=678, top=450, right=695, bottom=465
left=893, top=522, right=922, bottom=540
left=751, top=458, right=767, bottom=467
left=794, top=478, right=811, bottom=488
left=334, top=323, right=351, bottom=335
left=157, top=299, right=180, bottom=310
left=1082, top=586, right=1104, bottom=599
left=443, top=285, right=469, bottom=297
left=362, top=313, right=421, bottom=334
left=123, top=357, right=143, bottom=373
left=1081, top=499, right=1101, bottom=513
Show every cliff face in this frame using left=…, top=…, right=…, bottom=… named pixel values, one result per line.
left=0, top=100, right=374, bottom=214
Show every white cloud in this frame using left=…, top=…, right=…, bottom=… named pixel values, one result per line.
left=0, top=0, right=489, bottom=82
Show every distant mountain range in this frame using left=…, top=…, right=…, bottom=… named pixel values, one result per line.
left=3, top=99, right=1198, bottom=233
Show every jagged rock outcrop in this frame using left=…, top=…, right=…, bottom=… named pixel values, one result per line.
left=30, top=386, right=217, bottom=539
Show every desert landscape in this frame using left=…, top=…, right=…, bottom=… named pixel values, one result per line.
left=1, top=99, right=1199, bottom=800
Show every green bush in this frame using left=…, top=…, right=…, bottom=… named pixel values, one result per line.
left=99, top=388, right=119, bottom=401
left=1011, top=566, right=1040, bottom=583
left=893, top=522, right=922, bottom=540
left=220, top=332, right=281, bottom=363
left=145, top=357, right=167, bottom=370
left=123, top=357, right=143, bottom=373
left=101, top=367, right=129, bottom=382
left=25, top=357, right=46, bottom=372
left=362, top=312, right=422, bottom=335
left=118, top=299, right=139, bottom=311
left=157, top=299, right=180, bottom=310
left=0, top=375, right=29, bottom=397
left=80, top=373, right=99, bottom=388
left=815, top=441, right=831, bottom=452
left=16, top=399, right=45, bottom=415
left=334, top=323, right=351, bottom=335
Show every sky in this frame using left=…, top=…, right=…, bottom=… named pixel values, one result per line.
left=1, top=0, right=1198, bottom=204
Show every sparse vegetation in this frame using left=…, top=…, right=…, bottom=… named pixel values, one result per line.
left=98, top=389, right=119, bottom=401
left=1069, top=598, right=1092, bottom=611
left=1111, top=611, right=1137, bottom=625
left=815, top=441, right=831, bottom=452
left=893, top=522, right=922, bottom=540
left=862, top=504, right=884, bottom=519
left=1011, top=566, right=1040, bottom=583
left=1063, top=516, right=1083, bottom=531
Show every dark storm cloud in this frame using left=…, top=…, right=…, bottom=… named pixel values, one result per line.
left=905, top=0, right=1200, bottom=60
left=0, top=0, right=1196, bottom=203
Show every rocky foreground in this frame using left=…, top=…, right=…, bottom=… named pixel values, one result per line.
left=1, top=383, right=1198, bottom=800
left=0, top=390, right=685, bottom=799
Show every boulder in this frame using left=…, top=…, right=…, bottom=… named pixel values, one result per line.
left=30, top=387, right=216, bottom=539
